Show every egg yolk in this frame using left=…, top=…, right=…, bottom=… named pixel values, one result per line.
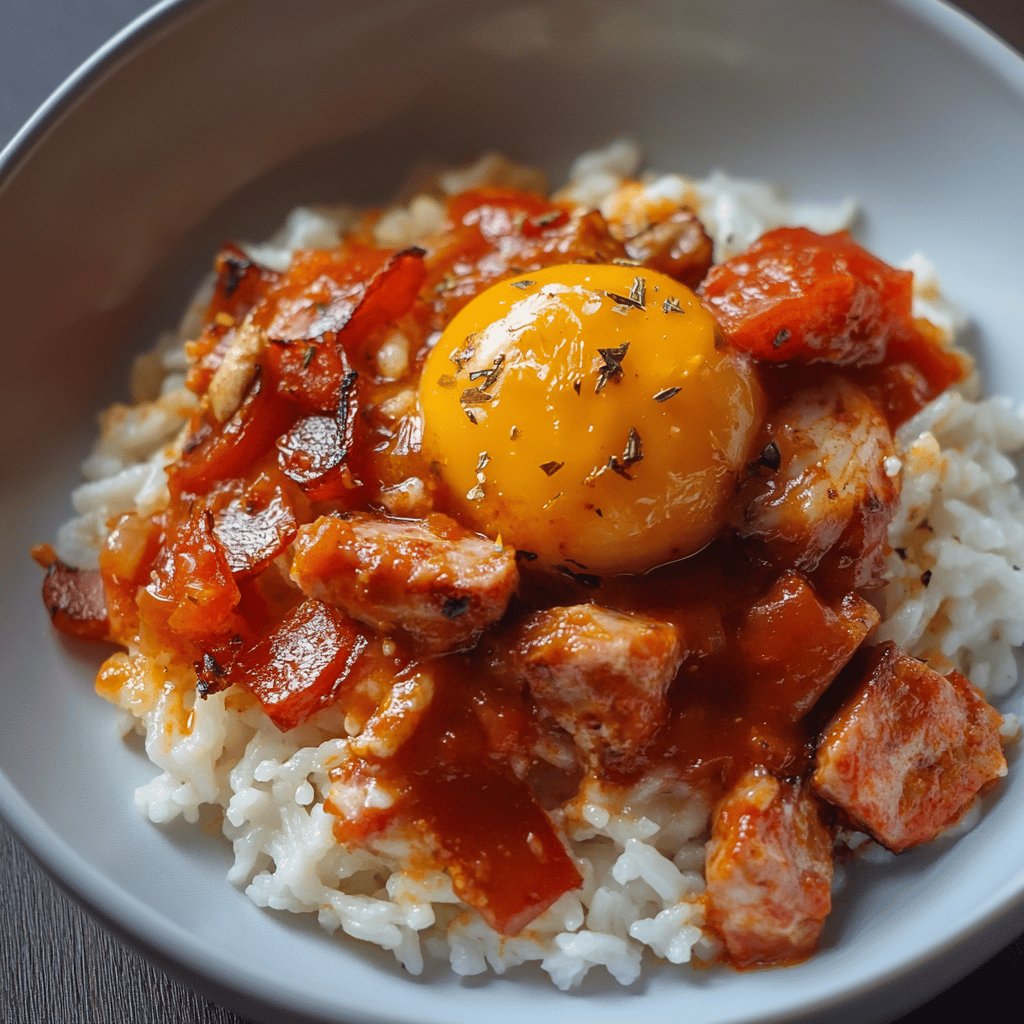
left=418, top=264, right=763, bottom=574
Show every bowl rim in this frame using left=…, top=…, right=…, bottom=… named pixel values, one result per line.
left=2, top=1, right=1024, bottom=1022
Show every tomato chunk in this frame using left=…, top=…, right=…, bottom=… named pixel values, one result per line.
left=230, top=598, right=367, bottom=730
left=141, top=505, right=240, bottom=645
left=737, top=572, right=879, bottom=720
left=701, top=228, right=915, bottom=366
left=99, top=511, right=164, bottom=642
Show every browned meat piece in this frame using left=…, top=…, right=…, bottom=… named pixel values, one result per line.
left=623, top=207, right=714, bottom=289
left=730, top=378, right=899, bottom=589
left=736, top=571, right=879, bottom=720
left=38, top=555, right=110, bottom=642
left=706, top=768, right=834, bottom=968
left=510, top=603, right=682, bottom=770
left=812, top=642, right=1007, bottom=852
left=289, top=511, right=518, bottom=652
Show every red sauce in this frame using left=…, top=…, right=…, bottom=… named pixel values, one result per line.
left=45, top=187, right=968, bottom=944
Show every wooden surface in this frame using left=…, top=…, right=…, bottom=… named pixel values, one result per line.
left=2, top=2, right=1022, bottom=1022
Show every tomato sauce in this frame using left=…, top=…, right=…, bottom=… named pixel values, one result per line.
left=42, top=186, right=968, bottom=942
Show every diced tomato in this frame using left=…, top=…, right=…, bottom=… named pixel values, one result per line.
left=230, top=598, right=367, bottom=730
left=701, top=228, right=915, bottom=366
left=855, top=318, right=969, bottom=428
left=736, top=572, right=878, bottom=721
left=408, top=757, right=582, bottom=935
left=422, top=188, right=624, bottom=327
left=98, top=511, right=165, bottom=642
left=169, top=372, right=296, bottom=497
left=141, top=505, right=241, bottom=645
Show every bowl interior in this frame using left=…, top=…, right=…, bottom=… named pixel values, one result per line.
left=2, top=1, right=1023, bottom=1022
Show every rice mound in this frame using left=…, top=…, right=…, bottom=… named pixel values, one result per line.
left=57, top=142, right=1024, bottom=989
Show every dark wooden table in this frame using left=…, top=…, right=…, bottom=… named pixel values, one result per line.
left=2, top=2, right=1022, bottom=1021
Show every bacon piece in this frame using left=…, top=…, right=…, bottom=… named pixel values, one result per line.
left=737, top=572, right=879, bottom=720
left=229, top=598, right=367, bottom=731
left=706, top=768, right=834, bottom=968
left=731, top=377, right=898, bottom=588
left=169, top=371, right=296, bottom=498
left=37, top=551, right=110, bottom=642
left=276, top=368, right=359, bottom=501
left=210, top=474, right=298, bottom=576
left=426, top=192, right=626, bottom=326
left=812, top=643, right=1007, bottom=852
left=701, top=227, right=915, bottom=366
left=510, top=603, right=682, bottom=770
left=623, top=207, right=714, bottom=289
left=207, top=243, right=281, bottom=323
left=290, top=512, right=518, bottom=652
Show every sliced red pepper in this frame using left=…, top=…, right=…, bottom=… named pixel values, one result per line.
left=230, top=598, right=367, bottom=731
left=342, top=246, right=426, bottom=346
left=169, top=371, right=296, bottom=498
left=701, top=228, right=915, bottom=366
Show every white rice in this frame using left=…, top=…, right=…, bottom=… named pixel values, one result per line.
left=62, top=141, right=1024, bottom=989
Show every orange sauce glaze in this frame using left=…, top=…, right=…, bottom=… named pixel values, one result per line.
left=73, top=186, right=967, bottom=939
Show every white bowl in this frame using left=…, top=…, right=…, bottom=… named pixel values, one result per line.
left=2, top=1, right=1023, bottom=1021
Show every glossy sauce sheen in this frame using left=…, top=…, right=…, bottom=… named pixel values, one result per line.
left=52, top=188, right=968, bottom=949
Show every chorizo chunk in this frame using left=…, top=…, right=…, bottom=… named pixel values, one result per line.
left=731, top=377, right=898, bottom=588
left=737, top=571, right=879, bottom=720
left=705, top=768, right=834, bottom=968
left=510, top=603, right=682, bottom=769
left=812, top=643, right=1007, bottom=852
left=290, top=511, right=518, bottom=652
